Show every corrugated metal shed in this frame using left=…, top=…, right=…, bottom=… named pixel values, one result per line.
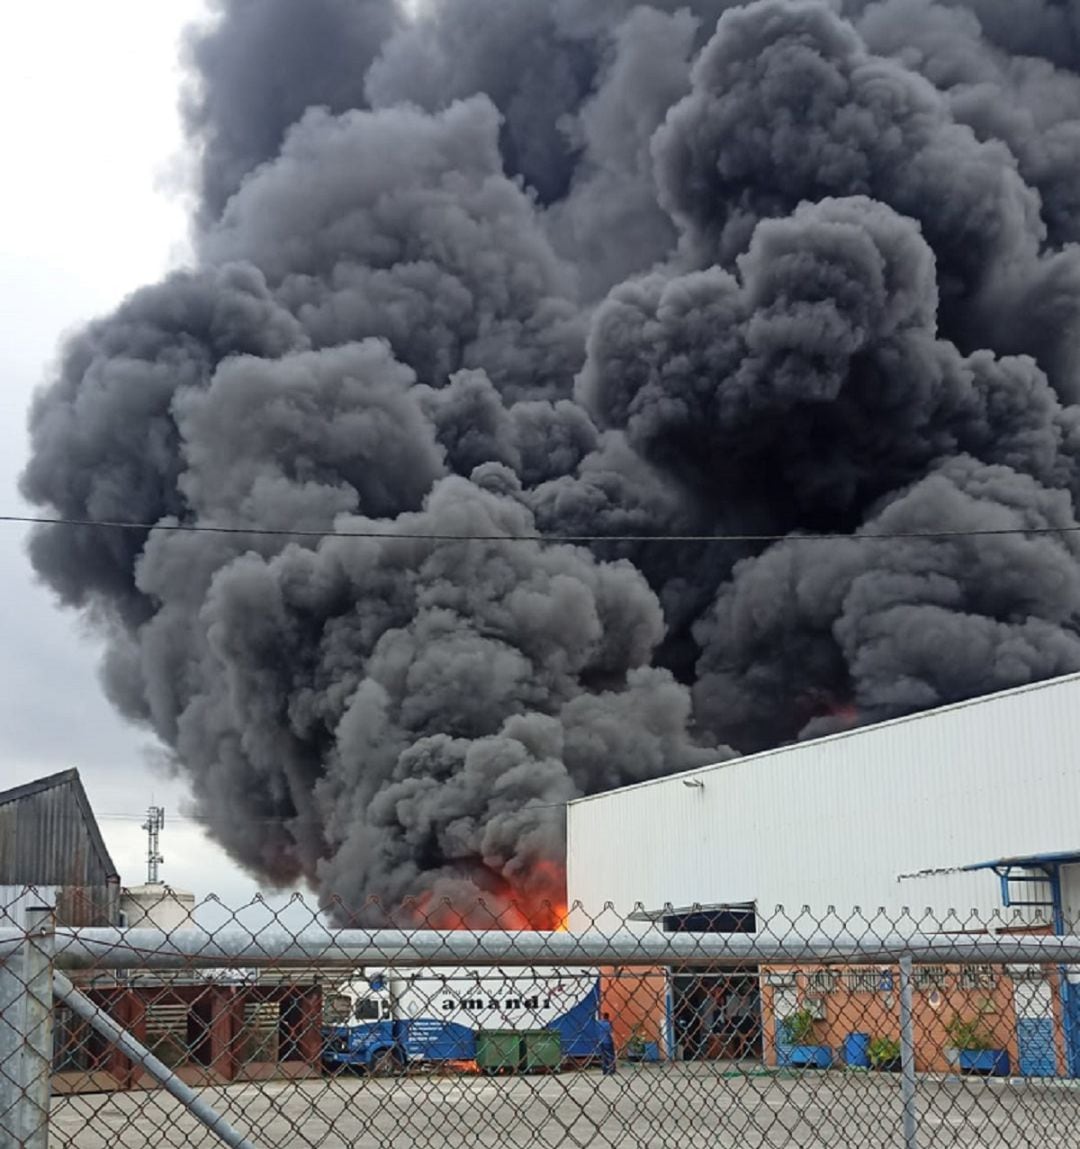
left=567, top=673, right=1080, bottom=926
left=0, top=769, right=120, bottom=926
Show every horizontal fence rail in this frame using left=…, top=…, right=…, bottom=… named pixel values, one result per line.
left=7, top=927, right=1080, bottom=969
left=3, top=889, right=1080, bottom=1148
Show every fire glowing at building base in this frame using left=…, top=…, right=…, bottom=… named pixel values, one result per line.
left=409, top=863, right=569, bottom=932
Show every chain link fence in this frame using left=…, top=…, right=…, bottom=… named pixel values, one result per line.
left=3, top=888, right=1080, bottom=1146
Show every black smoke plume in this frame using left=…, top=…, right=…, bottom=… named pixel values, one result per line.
left=22, top=0, right=1080, bottom=921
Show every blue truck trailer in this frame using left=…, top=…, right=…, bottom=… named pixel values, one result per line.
left=322, top=966, right=607, bottom=1072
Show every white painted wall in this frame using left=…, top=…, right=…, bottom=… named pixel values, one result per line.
left=0, top=885, right=58, bottom=928
left=568, top=674, right=1080, bottom=928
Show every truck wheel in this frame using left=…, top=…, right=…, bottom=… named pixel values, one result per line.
left=373, top=1048, right=402, bottom=1076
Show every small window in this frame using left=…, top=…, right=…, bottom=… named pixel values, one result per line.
left=914, top=966, right=947, bottom=991
left=353, top=999, right=382, bottom=1022
left=844, top=969, right=879, bottom=994
left=806, top=971, right=837, bottom=994
left=324, top=995, right=352, bottom=1025
left=959, top=966, right=996, bottom=990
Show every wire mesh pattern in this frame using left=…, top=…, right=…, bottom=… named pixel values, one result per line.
left=3, top=888, right=1080, bottom=1147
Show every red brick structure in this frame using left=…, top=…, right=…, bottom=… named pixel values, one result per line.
left=52, top=983, right=325, bottom=1094
left=760, top=961, right=1069, bottom=1076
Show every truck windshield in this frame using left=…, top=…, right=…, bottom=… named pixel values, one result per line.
left=324, top=995, right=352, bottom=1026
left=353, top=999, right=381, bottom=1022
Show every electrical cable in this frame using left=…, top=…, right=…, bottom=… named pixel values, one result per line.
left=2, top=513, right=1078, bottom=544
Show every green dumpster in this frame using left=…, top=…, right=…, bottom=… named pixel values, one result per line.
left=476, top=1030, right=522, bottom=1073
left=523, top=1030, right=562, bottom=1073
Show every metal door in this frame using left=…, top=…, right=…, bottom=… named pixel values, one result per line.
left=1013, top=968, right=1057, bottom=1078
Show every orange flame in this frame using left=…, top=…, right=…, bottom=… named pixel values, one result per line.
left=408, top=861, right=568, bottom=932
left=441, top=1060, right=482, bottom=1075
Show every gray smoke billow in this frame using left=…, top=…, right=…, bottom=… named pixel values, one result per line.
left=22, top=0, right=1080, bottom=921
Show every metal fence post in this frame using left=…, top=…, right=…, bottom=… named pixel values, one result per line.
left=0, top=904, right=54, bottom=1149
left=52, top=973, right=260, bottom=1149
left=898, top=954, right=918, bottom=1149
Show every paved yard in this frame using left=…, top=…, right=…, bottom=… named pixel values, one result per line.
left=48, top=1062, right=1080, bottom=1147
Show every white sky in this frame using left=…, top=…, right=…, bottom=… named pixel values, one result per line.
left=0, top=1, right=308, bottom=921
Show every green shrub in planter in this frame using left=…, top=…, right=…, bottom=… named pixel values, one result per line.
left=945, top=1015, right=990, bottom=1052
left=869, top=1036, right=901, bottom=1071
left=946, top=1013, right=1009, bottom=1075
left=780, top=1008, right=817, bottom=1045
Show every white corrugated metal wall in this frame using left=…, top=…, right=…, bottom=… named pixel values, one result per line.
left=567, top=673, right=1080, bottom=924
left=1062, top=867, right=1080, bottom=927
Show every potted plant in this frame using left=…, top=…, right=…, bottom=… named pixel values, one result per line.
left=780, top=1007, right=832, bottom=1069
left=946, top=1015, right=1010, bottom=1077
left=868, top=1036, right=901, bottom=1072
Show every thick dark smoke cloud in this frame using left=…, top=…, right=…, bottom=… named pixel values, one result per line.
left=182, top=0, right=401, bottom=226
left=21, top=0, right=1080, bottom=920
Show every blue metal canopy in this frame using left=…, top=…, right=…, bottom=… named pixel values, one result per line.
left=961, top=850, right=1080, bottom=873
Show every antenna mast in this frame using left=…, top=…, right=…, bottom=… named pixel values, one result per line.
left=142, top=806, right=165, bottom=884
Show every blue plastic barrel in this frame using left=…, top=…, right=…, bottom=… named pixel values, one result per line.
left=844, top=1032, right=871, bottom=1068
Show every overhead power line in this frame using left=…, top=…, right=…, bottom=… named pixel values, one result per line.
left=2, top=513, right=1079, bottom=545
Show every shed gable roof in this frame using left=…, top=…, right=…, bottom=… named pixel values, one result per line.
left=0, top=768, right=119, bottom=883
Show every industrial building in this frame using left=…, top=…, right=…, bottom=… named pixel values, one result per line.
left=566, top=673, right=1080, bottom=1079
left=0, top=768, right=122, bottom=928
left=0, top=769, right=328, bottom=1092
left=0, top=771, right=194, bottom=931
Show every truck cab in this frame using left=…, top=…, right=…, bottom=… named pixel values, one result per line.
left=322, top=977, right=400, bottom=1073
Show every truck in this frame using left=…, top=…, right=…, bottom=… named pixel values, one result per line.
left=321, top=966, right=608, bottom=1073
